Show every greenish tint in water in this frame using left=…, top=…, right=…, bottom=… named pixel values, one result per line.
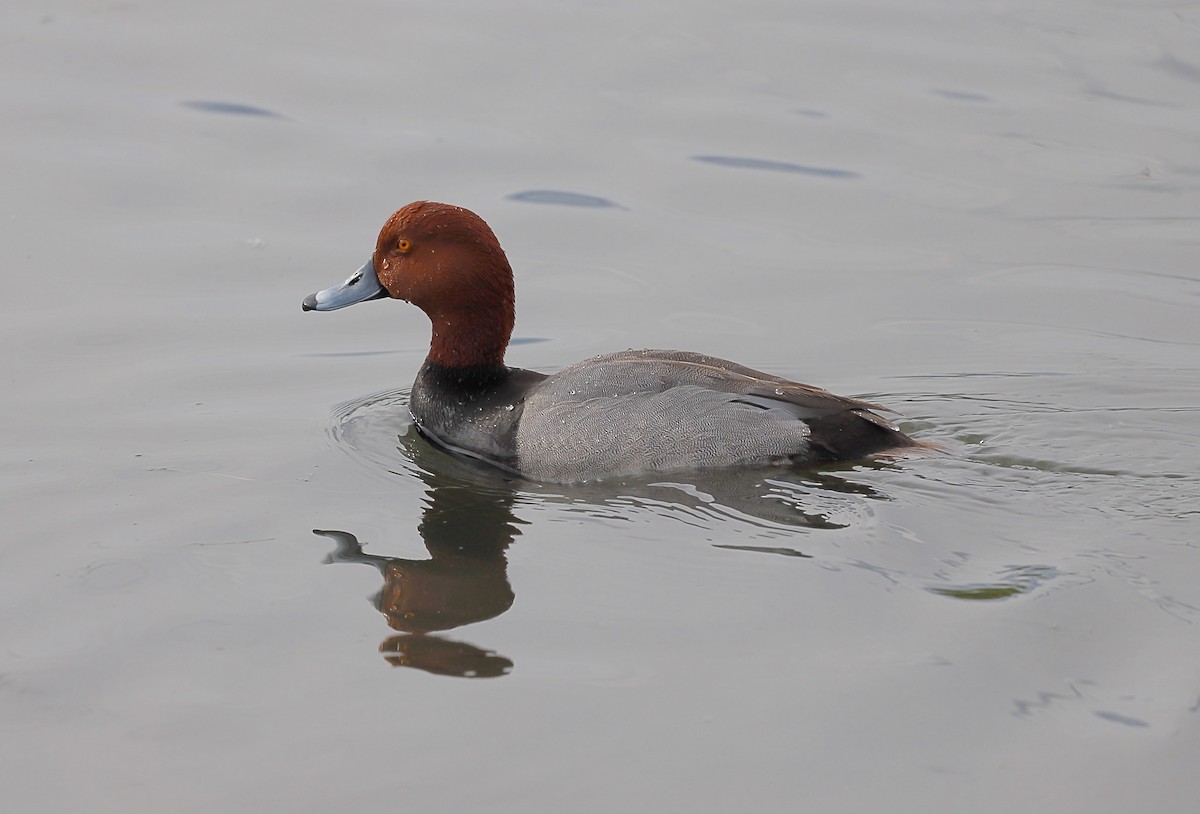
left=928, top=565, right=1062, bottom=601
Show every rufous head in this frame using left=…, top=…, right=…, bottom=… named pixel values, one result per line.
left=304, top=202, right=516, bottom=368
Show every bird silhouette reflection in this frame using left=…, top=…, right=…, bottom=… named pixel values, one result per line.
left=314, top=435, right=524, bottom=677
left=316, top=420, right=896, bottom=677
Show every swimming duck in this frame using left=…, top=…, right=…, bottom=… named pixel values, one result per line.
left=303, top=201, right=926, bottom=482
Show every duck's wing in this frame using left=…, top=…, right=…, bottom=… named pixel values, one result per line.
left=608, top=350, right=916, bottom=452
left=581, top=349, right=895, bottom=419
left=514, top=349, right=919, bottom=480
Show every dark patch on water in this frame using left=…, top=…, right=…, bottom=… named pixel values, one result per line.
left=927, top=564, right=1060, bottom=601
left=296, top=350, right=405, bottom=358
left=931, top=89, right=991, bottom=102
left=182, top=100, right=286, bottom=118
left=691, top=155, right=859, bottom=179
left=713, top=544, right=812, bottom=558
left=1156, top=54, right=1200, bottom=83
left=507, top=190, right=623, bottom=208
left=1093, top=710, right=1150, bottom=728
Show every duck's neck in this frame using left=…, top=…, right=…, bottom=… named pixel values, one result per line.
left=424, top=299, right=514, bottom=370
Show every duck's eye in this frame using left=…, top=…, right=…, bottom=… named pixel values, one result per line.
left=396, top=239, right=412, bottom=252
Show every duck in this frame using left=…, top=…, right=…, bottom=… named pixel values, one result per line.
left=303, top=201, right=928, bottom=482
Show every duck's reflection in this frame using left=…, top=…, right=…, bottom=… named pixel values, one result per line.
left=314, top=449, right=523, bottom=678
left=318, top=419, right=897, bottom=678
left=314, top=527, right=514, bottom=677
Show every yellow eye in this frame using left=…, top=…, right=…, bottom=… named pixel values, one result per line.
left=396, top=239, right=412, bottom=252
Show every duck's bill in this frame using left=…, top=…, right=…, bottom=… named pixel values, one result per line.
left=302, top=260, right=388, bottom=311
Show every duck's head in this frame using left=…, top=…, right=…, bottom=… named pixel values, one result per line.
left=303, top=201, right=516, bottom=367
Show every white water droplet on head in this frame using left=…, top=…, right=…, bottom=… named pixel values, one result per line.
left=505, top=404, right=515, bottom=411
left=774, top=387, right=784, bottom=395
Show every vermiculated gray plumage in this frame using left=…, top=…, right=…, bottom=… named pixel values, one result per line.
left=510, top=350, right=917, bottom=482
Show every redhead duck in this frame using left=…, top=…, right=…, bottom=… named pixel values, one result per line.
left=303, top=201, right=926, bottom=482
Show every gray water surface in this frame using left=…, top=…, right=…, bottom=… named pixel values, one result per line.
left=2, top=1, right=1198, bottom=812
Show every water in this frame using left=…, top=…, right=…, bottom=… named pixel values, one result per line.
left=2, top=1, right=1199, bottom=811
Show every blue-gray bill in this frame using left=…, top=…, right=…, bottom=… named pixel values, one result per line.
left=302, top=259, right=387, bottom=311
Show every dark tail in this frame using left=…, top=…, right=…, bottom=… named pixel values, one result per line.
left=802, top=409, right=931, bottom=463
